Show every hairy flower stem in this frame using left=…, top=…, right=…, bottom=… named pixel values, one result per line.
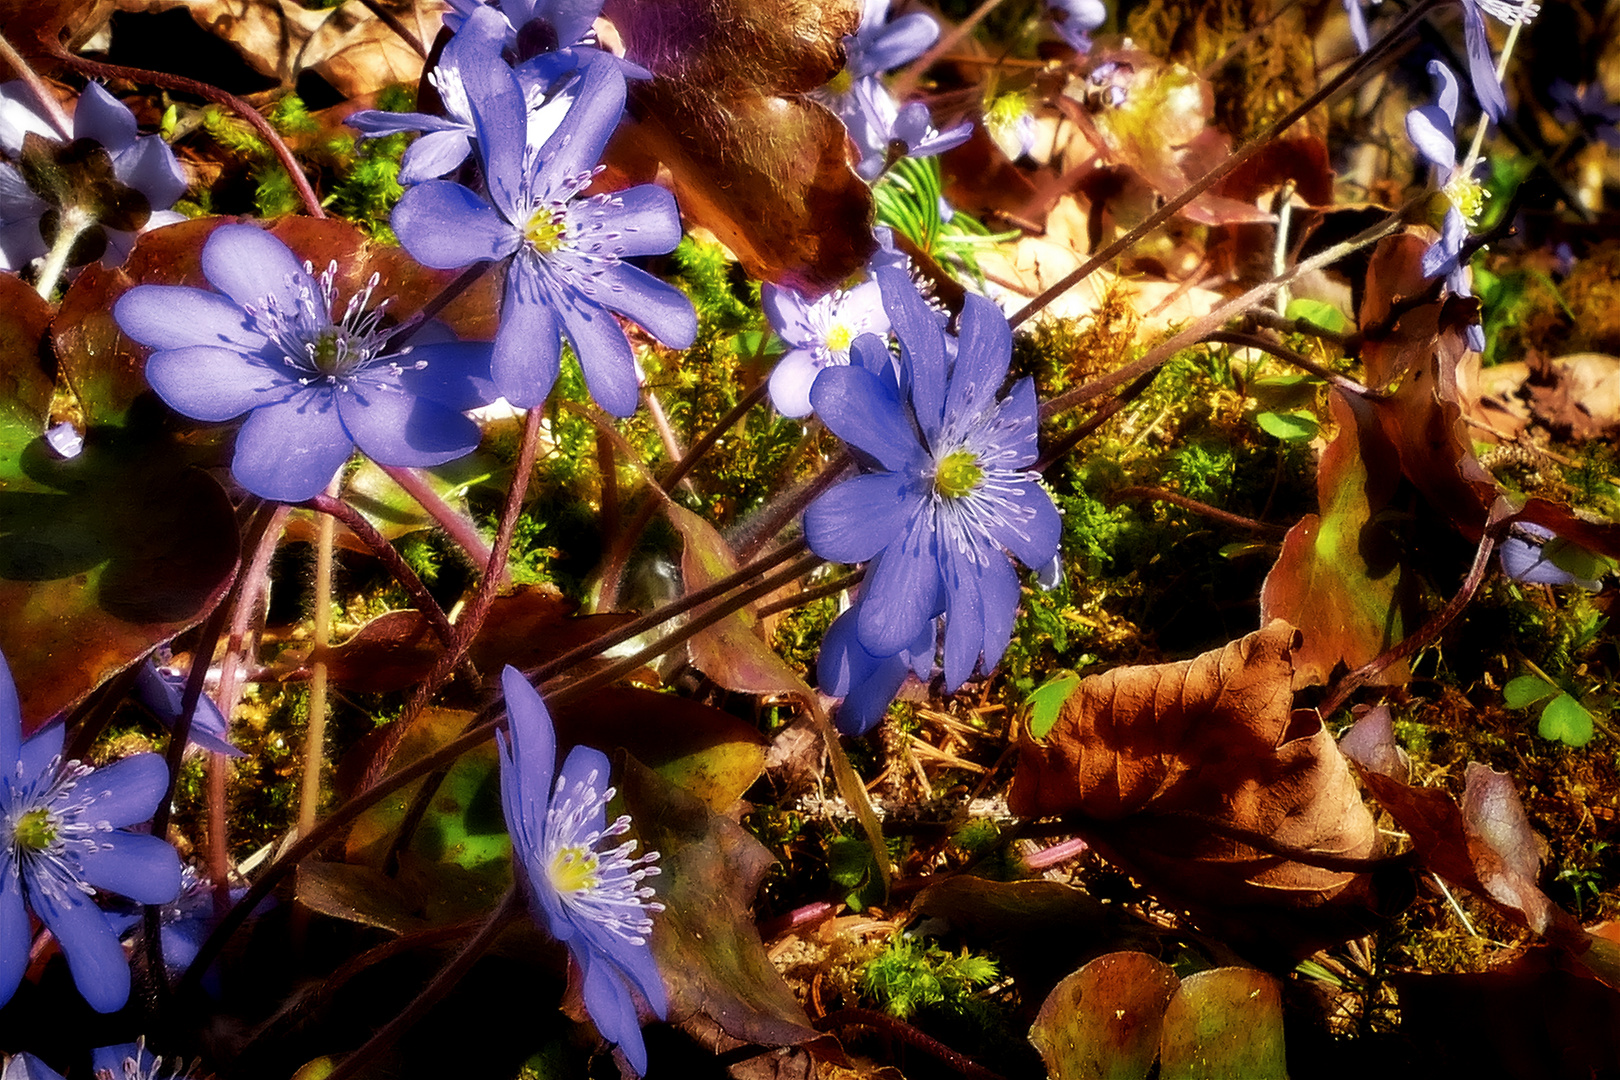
left=0, top=31, right=74, bottom=134
left=1202, top=330, right=1374, bottom=398
left=1009, top=0, right=1445, bottom=329
left=33, top=205, right=93, bottom=301
left=381, top=262, right=494, bottom=353
left=362, top=405, right=546, bottom=790
left=211, top=503, right=292, bottom=905
left=180, top=544, right=825, bottom=999
left=304, top=493, right=456, bottom=646
left=298, top=477, right=341, bottom=840
left=325, top=887, right=523, bottom=1080
left=145, top=498, right=274, bottom=1001
left=379, top=466, right=499, bottom=581
left=48, top=51, right=325, bottom=219
left=815, top=1009, right=1007, bottom=1080
left=1109, top=486, right=1288, bottom=536
left=354, top=0, right=427, bottom=57
left=735, top=450, right=855, bottom=562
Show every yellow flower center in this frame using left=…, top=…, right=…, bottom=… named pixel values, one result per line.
left=1444, top=174, right=1488, bottom=226
left=525, top=207, right=568, bottom=253
left=934, top=449, right=984, bottom=499
left=827, top=68, right=854, bottom=97
left=13, top=808, right=56, bottom=852
left=549, top=844, right=600, bottom=894
left=825, top=322, right=854, bottom=353
left=310, top=328, right=344, bottom=375
left=986, top=91, right=1028, bottom=132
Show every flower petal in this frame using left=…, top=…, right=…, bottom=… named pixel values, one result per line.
left=601, top=184, right=684, bottom=258
left=456, top=9, right=530, bottom=219
left=142, top=345, right=298, bottom=422
left=857, top=533, right=942, bottom=658
left=580, top=948, right=648, bottom=1076
left=985, top=476, right=1062, bottom=571
left=1462, top=5, right=1507, bottom=122
left=393, top=181, right=520, bottom=269
left=941, top=544, right=985, bottom=691
left=855, top=12, right=939, bottom=77
left=398, top=128, right=475, bottom=184
left=81, top=752, right=168, bottom=828
left=594, top=263, right=697, bottom=349
left=946, top=292, right=1013, bottom=421
left=337, top=383, right=479, bottom=468
left=538, top=0, right=605, bottom=47
left=553, top=285, right=640, bottom=417
left=767, top=349, right=820, bottom=418
left=31, top=886, right=129, bottom=1013
left=493, top=263, right=563, bottom=408
left=230, top=390, right=352, bottom=502
left=19, top=725, right=63, bottom=780
left=762, top=285, right=815, bottom=345
left=115, top=285, right=266, bottom=353
left=201, top=225, right=312, bottom=315
left=2, top=1052, right=65, bottom=1080
left=114, top=135, right=187, bottom=211
left=810, top=364, right=925, bottom=473
left=539, top=54, right=628, bottom=183
left=0, top=868, right=27, bottom=1010
left=1404, top=105, right=1456, bottom=173
left=79, top=832, right=181, bottom=905
left=0, top=648, right=18, bottom=773
left=804, top=472, right=919, bottom=564
left=976, top=550, right=1020, bottom=673
left=393, top=341, right=497, bottom=411
left=73, top=82, right=136, bottom=151
left=875, top=267, right=947, bottom=436
left=499, top=666, right=555, bottom=851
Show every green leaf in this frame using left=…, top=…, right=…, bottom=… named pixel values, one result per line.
left=1030, top=952, right=1180, bottom=1080
left=1026, top=670, right=1082, bottom=739
left=1542, top=537, right=1616, bottom=583
left=1255, top=409, right=1319, bottom=441
left=1503, top=674, right=1559, bottom=710
left=1158, top=968, right=1288, bottom=1080
left=1538, top=692, right=1596, bottom=748
left=1283, top=298, right=1349, bottom=334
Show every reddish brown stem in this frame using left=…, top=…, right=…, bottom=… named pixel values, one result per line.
left=1109, top=485, right=1288, bottom=537
left=303, top=492, right=456, bottom=647
left=815, top=1009, right=1007, bottom=1080
left=49, top=52, right=325, bottom=219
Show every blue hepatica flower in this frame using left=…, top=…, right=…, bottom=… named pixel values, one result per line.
left=114, top=223, right=495, bottom=503
left=442, top=0, right=602, bottom=52
left=845, top=75, right=973, bottom=181
left=845, top=0, right=940, bottom=83
left=392, top=7, right=695, bottom=417
left=1405, top=60, right=1487, bottom=352
left=132, top=660, right=241, bottom=759
left=764, top=274, right=890, bottom=419
left=1459, top=0, right=1539, bottom=122
left=0, top=80, right=186, bottom=271
left=1500, top=523, right=1604, bottom=591
left=496, top=666, right=667, bottom=1075
left=3, top=1040, right=188, bottom=1080
left=0, top=648, right=182, bottom=1013
left=818, top=606, right=935, bottom=735
left=1550, top=80, right=1620, bottom=149
left=804, top=269, right=1061, bottom=713
left=1048, top=0, right=1107, bottom=52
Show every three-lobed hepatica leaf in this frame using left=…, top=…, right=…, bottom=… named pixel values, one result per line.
left=0, top=263, right=237, bottom=730
left=1010, top=621, right=1386, bottom=960
left=1260, top=391, right=1419, bottom=688
left=1029, top=952, right=1287, bottom=1080
left=601, top=0, right=876, bottom=293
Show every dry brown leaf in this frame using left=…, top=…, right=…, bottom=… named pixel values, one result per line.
left=602, top=0, right=874, bottom=292
left=1009, top=621, right=1384, bottom=959
left=112, top=0, right=436, bottom=96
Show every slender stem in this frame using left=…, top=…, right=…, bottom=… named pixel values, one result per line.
left=1008, top=0, right=1445, bottom=329
left=48, top=51, right=324, bottom=218
left=146, top=500, right=276, bottom=992
left=180, top=544, right=826, bottom=996
left=354, top=0, right=428, bottom=58
left=33, top=205, right=93, bottom=300
left=1203, top=330, right=1373, bottom=398
left=211, top=503, right=291, bottom=897
left=753, top=566, right=864, bottom=619
left=660, top=379, right=770, bottom=495
left=1244, top=307, right=1355, bottom=350
left=362, top=406, right=545, bottom=790
left=814, top=1009, right=1007, bottom=1080
left=1109, top=485, right=1288, bottom=536
left=379, top=467, right=497, bottom=578
left=304, top=493, right=456, bottom=645
left=1318, top=505, right=1508, bottom=717
left=735, top=452, right=854, bottom=562
left=892, top=0, right=1007, bottom=100
left=0, top=31, right=73, bottom=135
left=1039, top=205, right=1408, bottom=421
left=1461, top=17, right=1526, bottom=176
left=298, top=478, right=340, bottom=838
left=1032, top=368, right=1161, bottom=475
left=382, top=263, right=492, bottom=352
left=325, top=888, right=522, bottom=1080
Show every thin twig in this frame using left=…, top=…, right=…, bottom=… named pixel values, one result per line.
left=0, top=31, right=72, bottom=134
left=1109, top=485, right=1288, bottom=537
left=1318, top=508, right=1509, bottom=717
left=1204, top=330, right=1374, bottom=399
left=379, top=466, right=498, bottom=578
left=815, top=1009, right=1007, bottom=1080
left=49, top=52, right=325, bottom=219
left=753, top=566, right=865, bottom=619
left=354, top=0, right=428, bottom=58
left=1008, top=0, right=1445, bottom=329
left=891, top=0, right=1007, bottom=100
left=1033, top=367, right=1162, bottom=474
